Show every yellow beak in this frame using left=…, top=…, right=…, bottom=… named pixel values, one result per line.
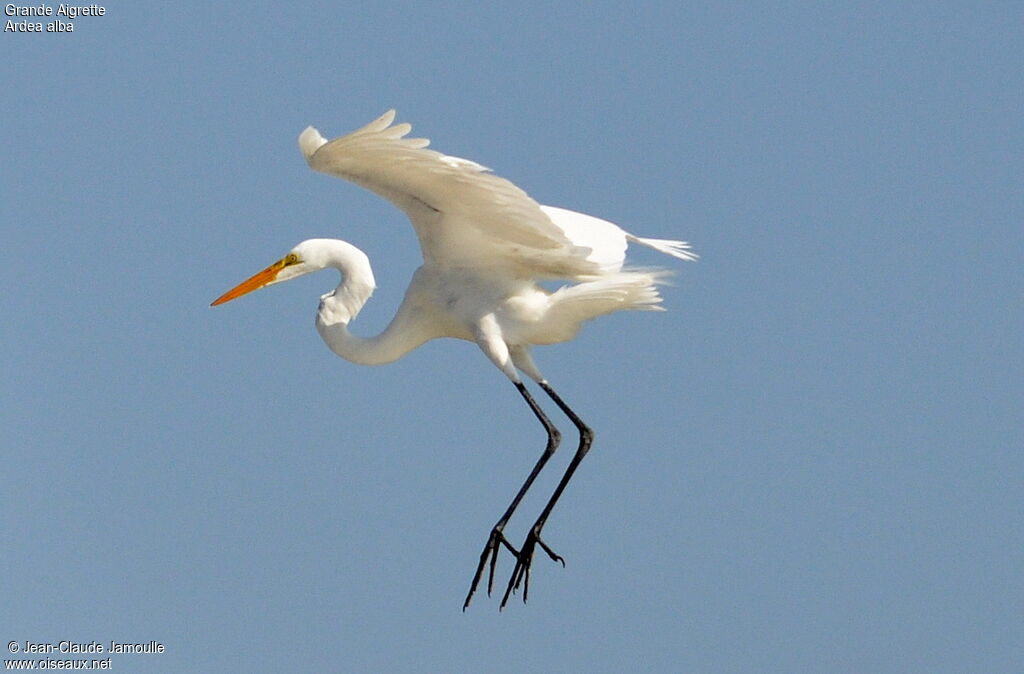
left=211, top=259, right=287, bottom=306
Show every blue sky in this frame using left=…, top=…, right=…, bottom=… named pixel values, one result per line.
left=3, top=2, right=1022, bottom=672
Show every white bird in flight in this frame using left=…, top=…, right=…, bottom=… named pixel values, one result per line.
left=212, top=110, right=697, bottom=609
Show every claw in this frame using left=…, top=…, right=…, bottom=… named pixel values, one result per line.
left=500, top=560, right=523, bottom=609
left=535, top=534, right=565, bottom=567
left=499, top=528, right=564, bottom=609
left=464, top=527, right=518, bottom=610
left=467, top=524, right=566, bottom=610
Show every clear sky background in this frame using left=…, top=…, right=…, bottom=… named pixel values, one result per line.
left=3, top=3, right=1021, bottom=672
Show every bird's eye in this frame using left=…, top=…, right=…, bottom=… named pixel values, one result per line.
left=284, top=253, right=300, bottom=265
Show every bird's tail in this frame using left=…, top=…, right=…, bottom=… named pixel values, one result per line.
left=537, top=271, right=671, bottom=343
left=626, top=233, right=699, bottom=262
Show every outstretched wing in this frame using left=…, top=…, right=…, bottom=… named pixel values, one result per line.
left=299, top=110, right=605, bottom=279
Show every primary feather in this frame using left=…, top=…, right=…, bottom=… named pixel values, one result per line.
left=299, top=110, right=697, bottom=281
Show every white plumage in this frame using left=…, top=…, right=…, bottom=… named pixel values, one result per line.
left=298, top=109, right=695, bottom=278
left=213, top=110, right=697, bottom=609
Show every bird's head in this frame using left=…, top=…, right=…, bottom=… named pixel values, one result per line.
left=210, top=238, right=374, bottom=307
left=210, top=240, right=327, bottom=306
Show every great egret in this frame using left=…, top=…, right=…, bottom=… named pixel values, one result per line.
left=211, top=110, right=697, bottom=609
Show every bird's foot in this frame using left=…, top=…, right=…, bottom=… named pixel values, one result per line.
left=463, top=527, right=519, bottom=610
left=500, top=526, right=565, bottom=609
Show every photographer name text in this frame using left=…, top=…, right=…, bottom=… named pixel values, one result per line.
left=15, top=640, right=164, bottom=654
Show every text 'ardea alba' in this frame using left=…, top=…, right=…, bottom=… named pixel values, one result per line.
left=212, top=111, right=697, bottom=609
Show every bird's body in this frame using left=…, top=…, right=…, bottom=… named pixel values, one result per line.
left=212, top=111, right=696, bottom=609
left=307, top=239, right=671, bottom=375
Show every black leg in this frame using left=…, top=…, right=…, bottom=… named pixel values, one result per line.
left=463, top=381, right=562, bottom=610
left=501, top=381, right=593, bottom=608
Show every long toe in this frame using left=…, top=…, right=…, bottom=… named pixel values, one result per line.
left=465, top=528, right=519, bottom=610
left=535, top=535, right=565, bottom=567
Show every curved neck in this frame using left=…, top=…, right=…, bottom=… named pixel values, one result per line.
left=313, top=242, right=428, bottom=366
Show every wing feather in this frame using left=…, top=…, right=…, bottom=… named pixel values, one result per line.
left=300, top=111, right=601, bottom=278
